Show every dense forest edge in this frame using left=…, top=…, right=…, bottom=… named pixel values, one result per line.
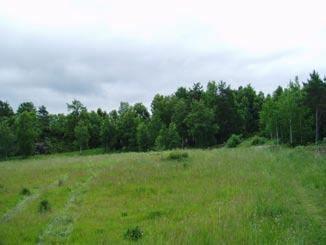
left=0, top=70, right=326, bottom=159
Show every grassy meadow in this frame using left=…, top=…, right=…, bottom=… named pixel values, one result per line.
left=0, top=146, right=325, bottom=244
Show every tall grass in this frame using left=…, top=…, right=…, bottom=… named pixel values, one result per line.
left=0, top=147, right=325, bottom=244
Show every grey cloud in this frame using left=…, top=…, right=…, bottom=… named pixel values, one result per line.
left=1, top=22, right=325, bottom=113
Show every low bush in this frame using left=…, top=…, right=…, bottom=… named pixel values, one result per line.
left=20, top=188, right=31, bottom=196
left=322, top=137, right=326, bottom=144
left=167, top=151, right=189, bottom=160
left=39, top=200, right=51, bottom=213
left=124, top=226, right=143, bottom=241
left=251, top=136, right=267, bottom=146
left=225, top=134, right=242, bottom=148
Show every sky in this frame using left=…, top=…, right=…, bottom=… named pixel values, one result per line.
left=0, top=0, right=326, bottom=113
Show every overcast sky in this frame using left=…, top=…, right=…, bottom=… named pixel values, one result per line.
left=1, top=0, right=326, bottom=113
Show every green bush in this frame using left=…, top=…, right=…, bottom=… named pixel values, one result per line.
left=322, top=137, right=326, bottom=144
left=225, top=134, right=242, bottom=148
left=20, top=188, right=31, bottom=196
left=167, top=151, right=189, bottom=160
left=124, top=226, right=143, bottom=241
left=39, top=200, right=51, bottom=213
left=251, top=136, right=267, bottom=146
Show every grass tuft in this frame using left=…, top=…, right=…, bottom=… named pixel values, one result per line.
left=39, top=200, right=51, bottom=213
left=166, top=151, right=189, bottom=160
left=124, top=226, right=143, bottom=241
left=20, top=188, right=31, bottom=196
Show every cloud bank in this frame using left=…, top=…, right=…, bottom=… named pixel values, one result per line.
left=0, top=0, right=325, bottom=113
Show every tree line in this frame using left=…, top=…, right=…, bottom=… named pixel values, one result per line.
left=0, top=71, right=325, bottom=159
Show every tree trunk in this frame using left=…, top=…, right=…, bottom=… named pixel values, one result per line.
left=315, top=108, right=319, bottom=145
left=80, top=146, right=82, bottom=155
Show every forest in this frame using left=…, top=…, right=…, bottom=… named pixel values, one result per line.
left=0, top=70, right=325, bottom=159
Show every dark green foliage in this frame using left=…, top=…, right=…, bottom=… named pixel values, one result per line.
left=1, top=70, right=325, bottom=158
left=39, top=200, right=51, bottom=213
left=124, top=226, right=143, bottom=241
left=0, top=100, right=14, bottom=119
left=225, top=134, right=242, bottom=148
left=167, top=151, right=189, bottom=160
left=16, top=112, right=37, bottom=156
left=20, top=188, right=31, bottom=196
left=251, top=136, right=267, bottom=146
left=17, top=102, right=36, bottom=114
left=155, top=123, right=181, bottom=150
left=74, top=120, right=90, bottom=153
left=0, top=121, right=15, bottom=159
left=303, top=71, right=326, bottom=144
left=185, top=100, right=218, bottom=147
left=101, top=116, right=117, bottom=152
left=136, top=122, right=153, bottom=151
left=322, top=137, right=326, bottom=144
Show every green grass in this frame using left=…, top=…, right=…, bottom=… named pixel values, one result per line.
left=0, top=147, right=325, bottom=244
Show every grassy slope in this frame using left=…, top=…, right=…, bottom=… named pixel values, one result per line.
left=0, top=147, right=325, bottom=244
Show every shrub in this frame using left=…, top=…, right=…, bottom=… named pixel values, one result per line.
left=322, top=137, right=326, bottom=144
left=20, top=188, right=31, bottom=196
left=39, top=200, right=51, bottom=213
left=124, top=226, right=143, bottom=241
left=225, top=134, right=242, bottom=148
left=251, top=136, right=267, bottom=146
left=167, top=151, right=188, bottom=160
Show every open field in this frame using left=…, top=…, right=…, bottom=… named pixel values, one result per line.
left=0, top=147, right=325, bottom=244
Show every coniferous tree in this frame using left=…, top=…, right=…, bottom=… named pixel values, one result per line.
left=303, top=71, right=326, bottom=144
left=16, top=112, right=37, bottom=156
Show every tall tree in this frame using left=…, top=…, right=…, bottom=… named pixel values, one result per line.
left=66, top=100, right=87, bottom=147
left=101, top=116, right=118, bottom=152
left=37, top=105, right=50, bottom=141
left=216, top=81, right=242, bottom=142
left=74, top=120, right=90, bottom=154
left=303, top=71, right=326, bottom=144
left=155, top=123, right=181, bottom=150
left=0, top=120, right=15, bottom=159
left=136, top=121, right=153, bottom=151
left=171, top=99, right=189, bottom=147
left=185, top=100, right=218, bottom=146
left=17, top=102, right=36, bottom=114
left=16, top=112, right=37, bottom=156
left=0, top=100, right=14, bottom=119
left=236, top=85, right=264, bottom=135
